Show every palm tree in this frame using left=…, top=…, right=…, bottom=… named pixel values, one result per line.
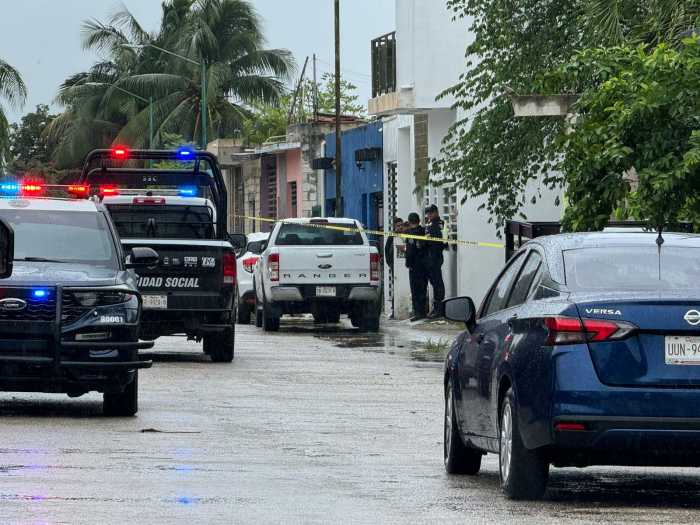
left=0, top=58, right=27, bottom=166
left=51, top=0, right=294, bottom=167
left=584, top=0, right=700, bottom=46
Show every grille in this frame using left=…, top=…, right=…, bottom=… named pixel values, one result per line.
left=0, top=288, right=56, bottom=322
left=61, top=293, right=91, bottom=325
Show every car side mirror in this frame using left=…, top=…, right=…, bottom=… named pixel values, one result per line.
left=0, top=218, right=13, bottom=279
left=126, top=247, right=160, bottom=268
left=228, top=233, right=247, bottom=255
left=259, top=240, right=268, bottom=252
left=444, top=297, right=476, bottom=330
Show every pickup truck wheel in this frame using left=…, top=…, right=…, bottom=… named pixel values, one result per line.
left=103, top=372, right=138, bottom=417
left=205, top=322, right=235, bottom=363
left=237, top=301, right=252, bottom=325
left=350, top=316, right=360, bottom=328
left=263, top=300, right=280, bottom=332
left=255, top=305, right=263, bottom=328
left=359, top=316, right=380, bottom=332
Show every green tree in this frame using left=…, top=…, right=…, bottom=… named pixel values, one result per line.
left=433, top=0, right=700, bottom=231
left=51, top=0, right=295, bottom=168
left=9, top=104, right=57, bottom=170
left=553, top=40, right=700, bottom=232
left=0, top=58, right=27, bottom=168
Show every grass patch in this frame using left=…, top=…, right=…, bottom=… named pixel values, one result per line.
left=423, top=338, right=450, bottom=353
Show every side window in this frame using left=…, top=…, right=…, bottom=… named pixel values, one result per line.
left=507, top=252, right=543, bottom=308
left=483, top=253, right=526, bottom=317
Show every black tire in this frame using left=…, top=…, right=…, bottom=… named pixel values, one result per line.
left=204, top=322, right=235, bottom=363
left=237, top=302, right=252, bottom=325
left=262, top=299, right=280, bottom=332
left=444, top=379, right=482, bottom=475
left=499, top=388, right=549, bottom=500
left=104, top=372, right=138, bottom=417
left=358, top=311, right=380, bottom=332
left=326, top=310, right=341, bottom=324
left=350, top=315, right=360, bottom=328
left=255, top=305, right=263, bottom=328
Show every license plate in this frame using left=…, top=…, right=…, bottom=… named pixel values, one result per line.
left=142, top=294, right=168, bottom=309
left=665, top=336, right=700, bottom=365
left=316, top=286, right=336, bottom=297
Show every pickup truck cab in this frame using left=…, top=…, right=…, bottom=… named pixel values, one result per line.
left=254, top=218, right=381, bottom=331
left=0, top=195, right=155, bottom=416
left=78, top=148, right=246, bottom=363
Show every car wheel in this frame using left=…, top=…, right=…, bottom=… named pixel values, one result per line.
left=499, top=388, right=549, bottom=500
left=103, top=372, right=138, bottom=417
left=237, top=295, right=252, bottom=325
left=349, top=315, right=360, bottom=328
left=205, top=327, right=235, bottom=363
left=444, top=379, right=482, bottom=475
left=255, top=305, right=263, bottom=328
left=262, top=298, right=280, bottom=332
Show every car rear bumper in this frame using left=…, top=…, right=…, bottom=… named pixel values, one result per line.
left=548, top=415, right=700, bottom=466
left=270, top=284, right=380, bottom=303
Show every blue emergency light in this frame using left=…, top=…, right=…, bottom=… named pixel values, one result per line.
left=0, top=183, right=19, bottom=196
left=32, top=289, right=49, bottom=299
left=176, top=147, right=195, bottom=160
left=179, top=186, right=198, bottom=197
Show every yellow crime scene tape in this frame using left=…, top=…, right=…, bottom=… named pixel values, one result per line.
left=232, top=215, right=505, bottom=250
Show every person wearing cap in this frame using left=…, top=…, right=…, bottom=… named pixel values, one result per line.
left=424, top=204, right=446, bottom=318
left=405, top=212, right=428, bottom=321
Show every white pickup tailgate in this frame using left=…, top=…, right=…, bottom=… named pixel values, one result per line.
left=277, top=246, right=371, bottom=284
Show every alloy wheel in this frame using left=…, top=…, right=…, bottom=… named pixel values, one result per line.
left=500, top=403, right=513, bottom=484
left=444, top=388, right=453, bottom=461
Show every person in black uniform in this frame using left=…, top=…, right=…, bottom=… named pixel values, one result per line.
left=405, top=212, right=428, bottom=322
left=385, top=217, right=403, bottom=273
left=424, top=204, right=446, bottom=318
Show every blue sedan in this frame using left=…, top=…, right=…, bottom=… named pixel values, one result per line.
left=443, top=232, right=700, bottom=500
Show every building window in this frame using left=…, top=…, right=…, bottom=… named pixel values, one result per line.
left=289, top=181, right=298, bottom=216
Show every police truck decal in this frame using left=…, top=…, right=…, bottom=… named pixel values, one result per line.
left=138, top=276, right=201, bottom=288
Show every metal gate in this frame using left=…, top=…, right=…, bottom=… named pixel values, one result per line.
left=387, top=162, right=398, bottom=318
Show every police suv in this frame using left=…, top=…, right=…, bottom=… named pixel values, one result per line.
left=78, top=148, right=246, bottom=362
left=0, top=189, right=156, bottom=416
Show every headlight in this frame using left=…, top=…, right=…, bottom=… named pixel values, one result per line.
left=71, top=291, right=136, bottom=307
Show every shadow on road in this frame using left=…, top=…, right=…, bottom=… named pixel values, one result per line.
left=0, top=397, right=102, bottom=418
left=140, top=351, right=211, bottom=363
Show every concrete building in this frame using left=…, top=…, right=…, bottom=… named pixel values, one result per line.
left=369, top=0, right=563, bottom=318
left=322, top=121, right=384, bottom=231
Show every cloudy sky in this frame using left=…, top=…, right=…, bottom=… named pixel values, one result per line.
left=0, top=0, right=395, bottom=122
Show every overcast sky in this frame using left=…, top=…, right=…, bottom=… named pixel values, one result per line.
left=0, top=0, right=395, bottom=122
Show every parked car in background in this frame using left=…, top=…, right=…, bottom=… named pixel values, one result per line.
left=443, top=232, right=700, bottom=500
left=254, top=218, right=381, bottom=332
left=236, top=232, right=269, bottom=324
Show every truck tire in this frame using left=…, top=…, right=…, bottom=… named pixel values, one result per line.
left=255, top=305, right=263, bottom=328
left=237, top=303, right=252, bottom=325
left=103, top=372, right=138, bottom=417
left=499, top=388, right=549, bottom=500
left=205, top=323, right=235, bottom=363
left=263, top=299, right=280, bottom=332
left=359, top=314, right=380, bottom=332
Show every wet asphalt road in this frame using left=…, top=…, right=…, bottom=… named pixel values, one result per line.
left=1, top=320, right=700, bottom=524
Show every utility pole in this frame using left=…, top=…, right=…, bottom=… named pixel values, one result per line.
left=313, top=54, right=319, bottom=121
left=201, top=61, right=208, bottom=149
left=334, top=0, right=343, bottom=217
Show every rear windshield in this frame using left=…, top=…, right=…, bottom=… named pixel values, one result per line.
left=0, top=209, right=118, bottom=268
left=275, top=223, right=364, bottom=246
left=564, top=247, right=700, bottom=290
left=106, top=204, right=215, bottom=240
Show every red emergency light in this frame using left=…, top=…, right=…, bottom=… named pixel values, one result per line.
left=99, top=185, right=119, bottom=197
left=68, top=185, right=89, bottom=197
left=111, top=146, right=129, bottom=160
left=21, top=183, right=44, bottom=196
left=133, top=197, right=166, bottom=205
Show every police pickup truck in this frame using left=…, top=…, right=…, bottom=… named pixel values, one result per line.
left=78, top=148, right=246, bottom=363
left=254, top=218, right=381, bottom=331
left=0, top=191, right=156, bottom=416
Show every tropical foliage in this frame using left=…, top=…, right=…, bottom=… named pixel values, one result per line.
left=8, top=104, right=58, bottom=174
left=0, top=58, right=27, bottom=168
left=50, top=0, right=295, bottom=168
left=433, top=0, right=700, bottom=231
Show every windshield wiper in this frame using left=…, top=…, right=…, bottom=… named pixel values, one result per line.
left=16, top=257, right=67, bottom=263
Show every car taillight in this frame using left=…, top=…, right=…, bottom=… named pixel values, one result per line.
left=544, top=317, right=636, bottom=345
left=242, top=256, right=258, bottom=274
left=370, top=253, right=380, bottom=282
left=268, top=253, right=280, bottom=282
left=223, top=252, right=236, bottom=284
left=99, top=185, right=119, bottom=197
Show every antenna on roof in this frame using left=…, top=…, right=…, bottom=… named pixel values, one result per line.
left=656, top=224, right=665, bottom=281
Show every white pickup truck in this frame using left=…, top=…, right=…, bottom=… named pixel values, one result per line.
left=253, top=218, right=381, bottom=332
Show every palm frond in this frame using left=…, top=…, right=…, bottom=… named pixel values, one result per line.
left=0, top=59, right=27, bottom=110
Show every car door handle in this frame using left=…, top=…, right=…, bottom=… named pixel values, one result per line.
left=317, top=253, right=333, bottom=258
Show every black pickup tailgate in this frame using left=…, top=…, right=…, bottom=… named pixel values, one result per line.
left=121, top=239, right=234, bottom=311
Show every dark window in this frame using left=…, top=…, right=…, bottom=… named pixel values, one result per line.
left=275, top=223, right=363, bottom=246
left=106, top=204, right=215, bottom=240
left=564, top=246, right=700, bottom=290
left=0, top=209, right=118, bottom=268
left=483, top=252, right=526, bottom=317
left=247, top=240, right=267, bottom=255
left=507, top=252, right=543, bottom=308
